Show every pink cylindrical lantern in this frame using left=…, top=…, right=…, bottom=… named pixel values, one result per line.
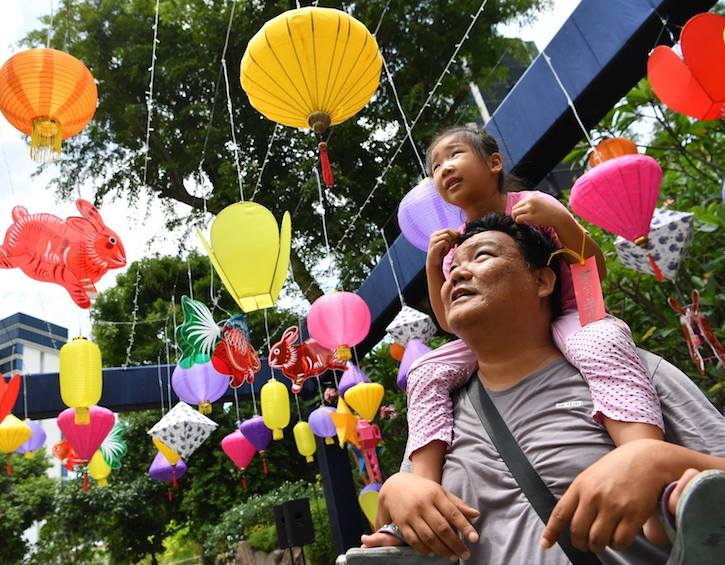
left=221, top=430, right=257, bottom=490
left=569, top=154, right=662, bottom=245
left=309, top=406, right=337, bottom=444
left=398, top=178, right=463, bottom=251
left=338, top=363, right=370, bottom=398
left=307, top=292, right=371, bottom=362
left=57, top=406, right=115, bottom=462
left=172, top=361, right=229, bottom=414
left=240, top=415, right=272, bottom=475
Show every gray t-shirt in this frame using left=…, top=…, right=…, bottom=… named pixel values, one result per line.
left=405, top=350, right=725, bottom=564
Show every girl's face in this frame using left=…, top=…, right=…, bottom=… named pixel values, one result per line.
left=429, top=135, right=502, bottom=209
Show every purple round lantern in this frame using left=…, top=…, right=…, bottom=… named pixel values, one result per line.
left=148, top=451, right=187, bottom=483
left=309, top=406, right=337, bottom=444
left=360, top=482, right=382, bottom=495
left=398, top=177, right=463, bottom=251
left=172, top=361, right=229, bottom=414
left=397, top=339, right=432, bottom=391
left=240, top=415, right=272, bottom=475
left=338, top=363, right=370, bottom=398
left=16, top=420, right=46, bottom=457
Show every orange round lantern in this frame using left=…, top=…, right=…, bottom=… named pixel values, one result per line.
left=588, top=137, right=638, bottom=168
left=389, top=342, right=405, bottom=362
left=0, top=48, right=98, bottom=163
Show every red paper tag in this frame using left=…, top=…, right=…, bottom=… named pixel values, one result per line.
left=570, top=256, right=606, bottom=326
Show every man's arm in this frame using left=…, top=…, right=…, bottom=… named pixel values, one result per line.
left=541, top=439, right=725, bottom=554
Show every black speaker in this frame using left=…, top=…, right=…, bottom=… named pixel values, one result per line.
left=282, top=497, right=315, bottom=547
left=273, top=504, right=290, bottom=549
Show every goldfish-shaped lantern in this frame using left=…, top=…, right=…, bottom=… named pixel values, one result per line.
left=199, top=202, right=290, bottom=313
left=268, top=326, right=347, bottom=393
left=212, top=315, right=261, bottom=388
left=0, top=199, right=126, bottom=308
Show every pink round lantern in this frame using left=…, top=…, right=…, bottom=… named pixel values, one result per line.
left=221, top=430, right=257, bottom=490
left=171, top=361, right=229, bottom=414
left=57, top=406, right=115, bottom=462
left=569, top=154, right=662, bottom=245
left=307, top=292, right=371, bottom=362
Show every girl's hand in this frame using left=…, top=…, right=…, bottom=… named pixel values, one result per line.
left=511, top=195, right=568, bottom=228
left=427, top=228, right=459, bottom=269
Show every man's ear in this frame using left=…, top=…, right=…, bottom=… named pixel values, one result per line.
left=535, top=266, right=557, bottom=299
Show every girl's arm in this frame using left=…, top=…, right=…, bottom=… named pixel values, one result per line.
left=426, top=229, right=459, bottom=334
left=511, top=194, right=607, bottom=280
left=411, top=440, right=446, bottom=483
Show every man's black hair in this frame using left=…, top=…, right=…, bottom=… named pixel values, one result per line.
left=459, top=213, right=562, bottom=318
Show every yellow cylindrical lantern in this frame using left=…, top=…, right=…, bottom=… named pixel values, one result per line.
left=152, top=437, right=180, bottom=466
left=261, top=378, right=290, bottom=440
left=293, top=421, right=316, bottom=463
left=88, top=450, right=111, bottom=487
left=344, top=383, right=385, bottom=422
left=0, top=414, right=32, bottom=475
left=60, top=337, right=102, bottom=425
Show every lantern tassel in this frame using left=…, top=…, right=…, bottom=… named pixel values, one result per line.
left=30, top=117, right=62, bottom=164
left=318, top=142, right=334, bottom=188
left=83, top=471, right=89, bottom=493
left=6, top=460, right=11, bottom=476
left=242, top=473, right=248, bottom=491
left=648, top=254, right=664, bottom=282
left=261, top=452, right=269, bottom=476
left=167, top=486, right=173, bottom=502
left=172, top=468, right=177, bottom=489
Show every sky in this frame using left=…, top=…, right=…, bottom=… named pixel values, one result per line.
left=0, top=0, right=582, bottom=340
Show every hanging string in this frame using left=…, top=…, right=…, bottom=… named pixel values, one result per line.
left=47, top=0, right=54, bottom=48
left=164, top=326, right=173, bottom=408
left=18, top=346, right=28, bottom=420
left=352, top=346, right=360, bottom=367
left=157, top=356, right=165, bottom=415
left=262, top=309, right=275, bottom=381
left=315, top=376, right=324, bottom=404
left=379, top=226, right=405, bottom=308
left=372, top=0, right=391, bottom=37
left=250, top=124, right=281, bottom=201
left=64, top=0, right=71, bottom=52
left=141, top=0, right=161, bottom=187
left=313, top=168, right=331, bottom=256
left=1, top=144, right=17, bottom=199
left=171, top=294, right=179, bottom=362
left=294, top=393, right=303, bottom=421
left=233, top=387, right=241, bottom=425
left=123, top=267, right=143, bottom=369
left=187, top=260, right=194, bottom=300
left=332, top=369, right=340, bottom=389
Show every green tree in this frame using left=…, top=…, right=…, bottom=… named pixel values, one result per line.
left=0, top=449, right=55, bottom=564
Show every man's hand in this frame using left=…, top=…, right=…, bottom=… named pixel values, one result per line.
left=511, top=195, right=568, bottom=229
left=541, top=440, right=666, bottom=553
left=426, top=229, right=459, bottom=270
left=372, top=472, right=480, bottom=561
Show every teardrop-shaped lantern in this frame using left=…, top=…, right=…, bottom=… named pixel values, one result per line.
left=307, top=291, right=371, bottom=362
left=57, top=406, right=115, bottom=461
left=221, top=430, right=257, bottom=490
left=59, top=337, right=102, bottom=425
left=293, top=421, right=317, bottom=462
left=397, top=339, right=432, bottom=391
left=338, top=363, right=370, bottom=398
left=0, top=48, right=98, bottom=163
left=261, top=378, right=290, bottom=440
left=344, top=382, right=385, bottom=422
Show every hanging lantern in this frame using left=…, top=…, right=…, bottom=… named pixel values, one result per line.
left=338, top=363, right=371, bottom=398
left=0, top=48, right=98, bottom=163
left=212, top=315, right=261, bottom=388
left=0, top=374, right=21, bottom=423
left=199, top=202, right=291, bottom=313
left=356, top=418, right=382, bottom=483
left=358, top=483, right=382, bottom=528
left=59, top=337, right=102, bottom=424
left=221, top=430, right=257, bottom=490
left=175, top=295, right=221, bottom=368
left=588, top=137, right=638, bottom=168
left=57, top=406, right=114, bottom=462
left=52, top=439, right=83, bottom=471
left=152, top=437, right=180, bottom=466
left=385, top=305, right=437, bottom=346
left=171, top=361, right=229, bottom=414
left=308, top=406, right=337, bottom=445
left=0, top=199, right=126, bottom=308
left=329, top=397, right=358, bottom=448
left=397, top=339, right=432, bottom=391
left=344, top=382, right=385, bottom=422
left=149, top=451, right=187, bottom=499
left=99, top=421, right=127, bottom=470
left=240, top=416, right=273, bottom=475
left=148, top=402, right=218, bottom=460
left=398, top=177, right=463, bottom=251
left=88, top=450, right=111, bottom=487
left=0, top=414, right=32, bottom=475
left=293, top=421, right=317, bottom=463
left=16, top=420, right=46, bottom=458
left=260, top=378, right=290, bottom=440
left=240, top=7, right=382, bottom=188
left=307, top=292, right=371, bottom=362
left=648, top=13, right=725, bottom=121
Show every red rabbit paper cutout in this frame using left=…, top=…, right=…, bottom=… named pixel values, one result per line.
left=0, top=199, right=126, bottom=308
left=268, top=326, right=347, bottom=393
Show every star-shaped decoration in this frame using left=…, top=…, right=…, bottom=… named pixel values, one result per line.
left=329, top=397, right=359, bottom=448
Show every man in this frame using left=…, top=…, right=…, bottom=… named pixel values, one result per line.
left=359, top=215, right=725, bottom=563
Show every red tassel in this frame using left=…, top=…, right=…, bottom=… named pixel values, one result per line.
left=262, top=453, right=268, bottom=476
left=318, top=142, right=334, bottom=188
left=242, top=474, right=247, bottom=491
left=6, top=462, right=11, bottom=476
left=172, top=468, right=177, bottom=489
left=83, top=471, right=89, bottom=493
left=648, top=254, right=664, bottom=282
left=167, top=487, right=173, bottom=502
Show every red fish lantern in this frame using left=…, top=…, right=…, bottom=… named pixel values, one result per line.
left=52, top=439, right=84, bottom=471
left=268, top=326, right=347, bottom=393
left=648, top=13, right=725, bottom=121
left=0, top=199, right=126, bottom=308
left=212, top=315, right=261, bottom=388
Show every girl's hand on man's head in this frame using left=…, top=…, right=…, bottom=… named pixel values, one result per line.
left=427, top=229, right=459, bottom=269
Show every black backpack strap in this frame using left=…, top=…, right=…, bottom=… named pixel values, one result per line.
left=465, top=375, right=603, bottom=565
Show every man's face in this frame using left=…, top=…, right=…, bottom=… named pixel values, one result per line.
left=441, top=230, right=543, bottom=332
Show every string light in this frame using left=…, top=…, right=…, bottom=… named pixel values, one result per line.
left=123, top=266, right=143, bottom=369
left=141, top=0, right=161, bottom=187
left=250, top=124, right=281, bottom=202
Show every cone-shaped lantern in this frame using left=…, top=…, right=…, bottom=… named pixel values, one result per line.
left=57, top=406, right=114, bottom=462
left=344, top=382, right=385, bottom=422
left=221, top=430, right=257, bottom=490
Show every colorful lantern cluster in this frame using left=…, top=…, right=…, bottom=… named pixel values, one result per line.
left=0, top=48, right=98, bottom=163
left=0, top=200, right=126, bottom=308
left=308, top=292, right=371, bottom=362
left=398, top=177, right=462, bottom=252
left=60, top=337, right=102, bottom=424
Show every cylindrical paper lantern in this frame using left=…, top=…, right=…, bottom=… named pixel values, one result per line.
left=261, top=378, right=290, bottom=440
left=59, top=337, right=102, bottom=425
left=293, top=421, right=316, bottom=463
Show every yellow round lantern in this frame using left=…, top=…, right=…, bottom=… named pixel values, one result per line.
left=293, top=421, right=316, bottom=463
left=88, top=450, right=111, bottom=487
left=240, top=7, right=382, bottom=188
left=152, top=437, right=180, bottom=466
left=344, top=383, right=385, bottom=422
left=0, top=48, right=98, bottom=163
left=261, top=378, right=290, bottom=440
left=0, top=414, right=32, bottom=475
left=60, top=337, right=102, bottom=425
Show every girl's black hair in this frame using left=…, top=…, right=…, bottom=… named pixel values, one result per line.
left=425, top=125, right=525, bottom=193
